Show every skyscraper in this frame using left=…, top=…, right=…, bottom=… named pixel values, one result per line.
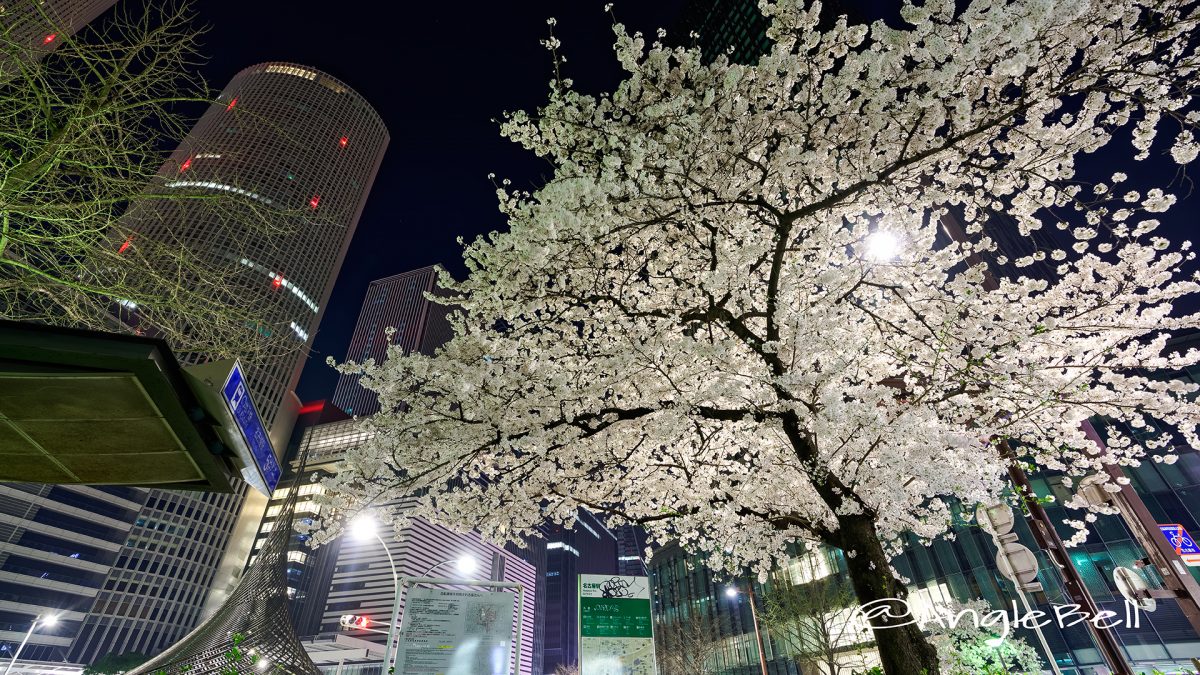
left=255, top=417, right=541, bottom=675
left=0, top=63, right=387, bottom=667
left=541, top=512, right=619, bottom=673
left=0, top=0, right=116, bottom=69
left=614, top=524, right=649, bottom=577
left=331, top=266, right=452, bottom=417
left=129, top=61, right=389, bottom=430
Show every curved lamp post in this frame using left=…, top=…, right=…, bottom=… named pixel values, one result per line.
left=349, top=514, right=477, bottom=673
left=3, top=614, right=58, bottom=675
left=725, top=584, right=768, bottom=675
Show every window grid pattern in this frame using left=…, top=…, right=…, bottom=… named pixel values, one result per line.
left=330, top=266, right=448, bottom=418
left=0, top=0, right=117, bottom=71
left=126, top=62, right=389, bottom=429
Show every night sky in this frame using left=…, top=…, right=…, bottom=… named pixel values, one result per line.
left=185, top=0, right=688, bottom=403
left=179, top=1, right=1195, bottom=404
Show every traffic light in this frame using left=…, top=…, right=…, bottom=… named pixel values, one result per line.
left=339, top=614, right=370, bottom=630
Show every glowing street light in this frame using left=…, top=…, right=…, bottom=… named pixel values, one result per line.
left=345, top=513, right=481, bottom=674
left=347, top=514, right=401, bottom=671
left=724, top=584, right=768, bottom=675
left=3, top=615, right=58, bottom=675
left=865, top=230, right=901, bottom=261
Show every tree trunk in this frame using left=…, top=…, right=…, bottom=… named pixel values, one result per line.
left=835, top=513, right=941, bottom=675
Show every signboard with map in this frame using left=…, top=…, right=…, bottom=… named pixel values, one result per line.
left=393, top=586, right=516, bottom=674
left=578, top=574, right=656, bottom=675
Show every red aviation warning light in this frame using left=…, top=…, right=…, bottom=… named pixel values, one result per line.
left=226, top=97, right=238, bottom=111
left=43, top=33, right=57, bottom=44
left=309, top=195, right=321, bottom=209
left=118, top=239, right=132, bottom=254
left=180, top=157, right=192, bottom=172
left=272, top=274, right=283, bottom=290
left=339, top=136, right=349, bottom=148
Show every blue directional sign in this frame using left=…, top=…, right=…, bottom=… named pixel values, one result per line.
left=222, top=363, right=280, bottom=493
left=1158, top=523, right=1200, bottom=567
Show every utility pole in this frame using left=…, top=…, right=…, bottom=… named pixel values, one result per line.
left=938, top=210, right=1134, bottom=674
left=1001, top=440, right=1133, bottom=675
left=1078, top=421, right=1200, bottom=636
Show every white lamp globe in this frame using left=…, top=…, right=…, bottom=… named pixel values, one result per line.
left=456, top=554, right=478, bottom=576
left=349, top=514, right=377, bottom=541
left=866, top=231, right=900, bottom=261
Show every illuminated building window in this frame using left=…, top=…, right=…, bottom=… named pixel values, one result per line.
left=237, top=258, right=319, bottom=313
left=265, top=64, right=317, bottom=80
left=546, top=542, right=581, bottom=556
left=290, top=321, right=309, bottom=342
left=164, top=180, right=274, bottom=206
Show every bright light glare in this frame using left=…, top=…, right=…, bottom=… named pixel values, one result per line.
left=724, top=587, right=739, bottom=599
left=985, top=637, right=1004, bottom=648
left=257, top=658, right=271, bottom=671
left=866, top=231, right=900, bottom=261
left=456, top=554, right=478, bottom=576
left=349, top=514, right=377, bottom=541
left=40, top=615, right=58, bottom=628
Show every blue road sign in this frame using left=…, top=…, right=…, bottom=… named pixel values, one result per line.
left=222, top=363, right=280, bottom=493
left=1159, top=523, right=1200, bottom=566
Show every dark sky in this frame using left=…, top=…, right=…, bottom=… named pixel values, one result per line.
left=187, top=0, right=688, bottom=402
left=181, top=1, right=1195, bottom=404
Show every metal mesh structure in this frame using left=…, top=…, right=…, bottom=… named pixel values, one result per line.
left=125, top=457, right=320, bottom=675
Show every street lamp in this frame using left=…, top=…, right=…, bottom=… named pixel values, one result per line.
left=985, top=637, right=1011, bottom=673
left=865, top=230, right=901, bottom=261
left=3, top=614, right=58, bottom=675
left=725, top=584, right=768, bottom=675
left=348, top=514, right=479, bottom=674
left=349, top=514, right=402, bottom=673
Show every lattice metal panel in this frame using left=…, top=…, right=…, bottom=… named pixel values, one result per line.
left=126, top=457, right=320, bottom=675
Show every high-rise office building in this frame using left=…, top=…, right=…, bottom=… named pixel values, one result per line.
left=330, top=266, right=452, bottom=417
left=541, top=512, right=618, bottom=673
left=0, top=0, right=116, bottom=70
left=614, top=524, right=649, bottom=577
left=1, top=63, right=386, bottom=667
left=674, top=0, right=866, bottom=65
left=128, top=61, right=389, bottom=430
left=254, top=417, right=541, bottom=675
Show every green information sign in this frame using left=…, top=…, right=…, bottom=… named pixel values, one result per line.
left=578, top=575, right=656, bottom=675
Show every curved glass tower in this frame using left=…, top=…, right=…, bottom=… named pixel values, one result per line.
left=0, top=64, right=387, bottom=667
left=126, top=61, right=389, bottom=429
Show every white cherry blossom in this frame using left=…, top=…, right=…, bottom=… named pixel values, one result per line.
left=322, top=2, right=1200, bottom=672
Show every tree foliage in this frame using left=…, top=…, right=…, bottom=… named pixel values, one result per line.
left=0, top=0, right=296, bottom=359
left=654, top=611, right=724, bottom=675
left=83, top=652, right=150, bottom=675
left=925, top=600, right=1044, bottom=675
left=760, top=551, right=873, bottom=674
left=325, top=1, right=1200, bottom=672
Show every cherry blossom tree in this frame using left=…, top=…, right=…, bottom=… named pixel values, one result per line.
left=324, top=1, right=1200, bottom=672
